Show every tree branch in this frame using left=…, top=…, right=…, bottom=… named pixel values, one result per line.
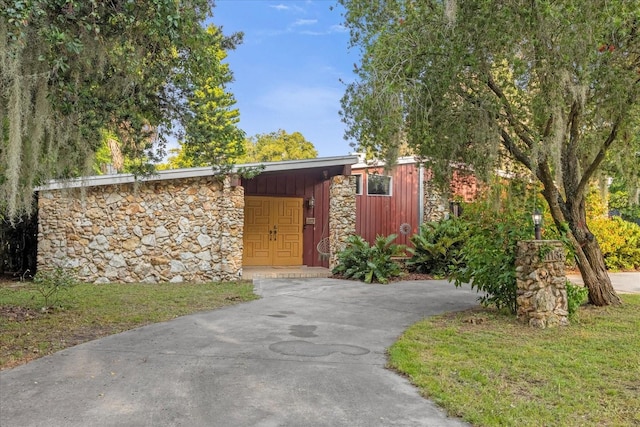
left=561, top=100, right=582, bottom=199
left=500, top=129, right=533, bottom=171
left=486, top=73, right=536, bottom=149
left=577, top=119, right=620, bottom=198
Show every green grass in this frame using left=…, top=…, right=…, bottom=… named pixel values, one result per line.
left=388, top=294, right=640, bottom=427
left=0, top=280, right=257, bottom=370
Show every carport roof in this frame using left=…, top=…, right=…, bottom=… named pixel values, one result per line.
left=36, top=155, right=359, bottom=191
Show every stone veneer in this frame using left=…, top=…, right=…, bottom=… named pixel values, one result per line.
left=423, top=179, right=448, bottom=222
left=37, top=176, right=244, bottom=284
left=328, top=175, right=356, bottom=270
left=515, top=240, right=569, bottom=328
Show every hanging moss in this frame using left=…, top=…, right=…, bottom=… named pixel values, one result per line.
left=1, top=1, right=246, bottom=220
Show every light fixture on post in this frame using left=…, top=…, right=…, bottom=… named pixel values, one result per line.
left=307, top=195, right=315, bottom=209
left=532, top=209, right=543, bottom=240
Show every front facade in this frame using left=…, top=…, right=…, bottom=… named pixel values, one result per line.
left=36, top=155, right=479, bottom=284
left=36, top=156, right=358, bottom=283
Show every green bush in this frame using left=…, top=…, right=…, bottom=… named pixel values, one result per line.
left=609, top=186, right=640, bottom=224
left=406, top=218, right=469, bottom=277
left=332, top=234, right=405, bottom=284
left=450, top=208, right=532, bottom=314
left=588, top=216, right=640, bottom=271
left=32, top=267, right=77, bottom=310
left=566, top=281, right=588, bottom=318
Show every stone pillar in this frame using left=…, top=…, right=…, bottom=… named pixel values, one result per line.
left=515, top=240, right=569, bottom=328
left=329, top=175, right=356, bottom=270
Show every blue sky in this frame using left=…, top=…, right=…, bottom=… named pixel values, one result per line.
left=211, top=0, right=357, bottom=157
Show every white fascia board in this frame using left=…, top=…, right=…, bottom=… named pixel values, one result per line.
left=36, top=155, right=359, bottom=191
left=242, top=155, right=359, bottom=173
left=352, top=156, right=421, bottom=169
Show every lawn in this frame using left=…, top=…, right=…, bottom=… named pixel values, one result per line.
left=388, top=294, right=640, bottom=427
left=0, top=279, right=257, bottom=370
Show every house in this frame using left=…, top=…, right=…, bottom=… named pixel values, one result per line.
left=36, top=156, right=358, bottom=283
left=34, top=154, right=477, bottom=284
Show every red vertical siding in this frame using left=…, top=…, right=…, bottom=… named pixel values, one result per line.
left=355, top=163, right=420, bottom=248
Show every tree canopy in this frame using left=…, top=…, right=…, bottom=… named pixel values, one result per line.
left=1, top=0, right=243, bottom=218
left=339, top=0, right=640, bottom=305
left=240, top=130, right=318, bottom=163
left=160, top=129, right=317, bottom=169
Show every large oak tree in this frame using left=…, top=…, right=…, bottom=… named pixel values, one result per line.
left=1, top=0, right=243, bottom=218
left=339, top=0, right=640, bottom=305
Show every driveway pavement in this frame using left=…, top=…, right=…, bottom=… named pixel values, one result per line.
left=567, top=272, right=640, bottom=294
left=0, top=278, right=480, bottom=427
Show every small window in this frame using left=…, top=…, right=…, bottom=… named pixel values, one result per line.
left=353, top=174, right=363, bottom=195
left=367, top=174, right=392, bottom=196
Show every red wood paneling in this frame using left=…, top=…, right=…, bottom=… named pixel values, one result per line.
left=354, top=163, right=420, bottom=248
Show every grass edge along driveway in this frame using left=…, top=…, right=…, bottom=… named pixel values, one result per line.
left=0, top=280, right=258, bottom=370
left=389, top=294, right=640, bottom=427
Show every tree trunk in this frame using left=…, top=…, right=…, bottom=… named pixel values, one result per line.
left=540, top=177, right=622, bottom=306
left=573, top=237, right=622, bottom=306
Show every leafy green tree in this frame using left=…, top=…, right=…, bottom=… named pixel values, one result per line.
left=1, top=0, right=243, bottom=218
left=339, top=0, right=640, bottom=305
left=240, top=130, right=318, bottom=163
left=178, top=26, right=245, bottom=170
left=157, top=147, right=196, bottom=171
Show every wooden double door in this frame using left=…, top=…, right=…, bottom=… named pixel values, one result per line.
left=243, top=196, right=304, bottom=266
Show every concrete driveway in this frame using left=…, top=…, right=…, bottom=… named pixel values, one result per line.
left=0, top=278, right=479, bottom=427
left=567, top=272, right=640, bottom=294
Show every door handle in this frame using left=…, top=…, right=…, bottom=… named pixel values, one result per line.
left=269, top=230, right=273, bottom=241
left=272, top=225, right=278, bottom=240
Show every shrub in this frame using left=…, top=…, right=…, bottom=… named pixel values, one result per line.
left=332, top=234, right=405, bottom=284
left=588, top=216, right=640, bottom=271
left=609, top=185, right=640, bottom=224
left=32, top=267, right=77, bottom=310
left=566, top=281, right=588, bottom=318
left=406, top=218, right=469, bottom=277
left=450, top=209, right=532, bottom=314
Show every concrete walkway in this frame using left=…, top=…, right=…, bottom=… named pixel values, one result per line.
left=0, top=278, right=480, bottom=427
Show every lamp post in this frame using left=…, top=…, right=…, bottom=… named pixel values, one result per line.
left=532, top=209, right=543, bottom=240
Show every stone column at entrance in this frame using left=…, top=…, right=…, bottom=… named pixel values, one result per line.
left=328, top=175, right=356, bottom=270
left=515, top=240, right=569, bottom=328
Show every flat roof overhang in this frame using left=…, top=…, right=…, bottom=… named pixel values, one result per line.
left=36, top=155, right=359, bottom=191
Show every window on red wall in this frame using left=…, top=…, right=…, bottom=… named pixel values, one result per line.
left=367, top=174, right=392, bottom=196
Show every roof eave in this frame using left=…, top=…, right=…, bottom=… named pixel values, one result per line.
left=36, top=155, right=359, bottom=191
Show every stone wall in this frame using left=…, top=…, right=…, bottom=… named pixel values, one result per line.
left=515, top=240, right=569, bottom=328
left=423, top=179, right=448, bottom=223
left=37, top=176, right=244, bottom=283
left=329, top=175, right=356, bottom=270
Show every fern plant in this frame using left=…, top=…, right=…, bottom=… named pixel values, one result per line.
left=332, top=234, right=406, bottom=284
left=406, top=219, right=469, bottom=277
